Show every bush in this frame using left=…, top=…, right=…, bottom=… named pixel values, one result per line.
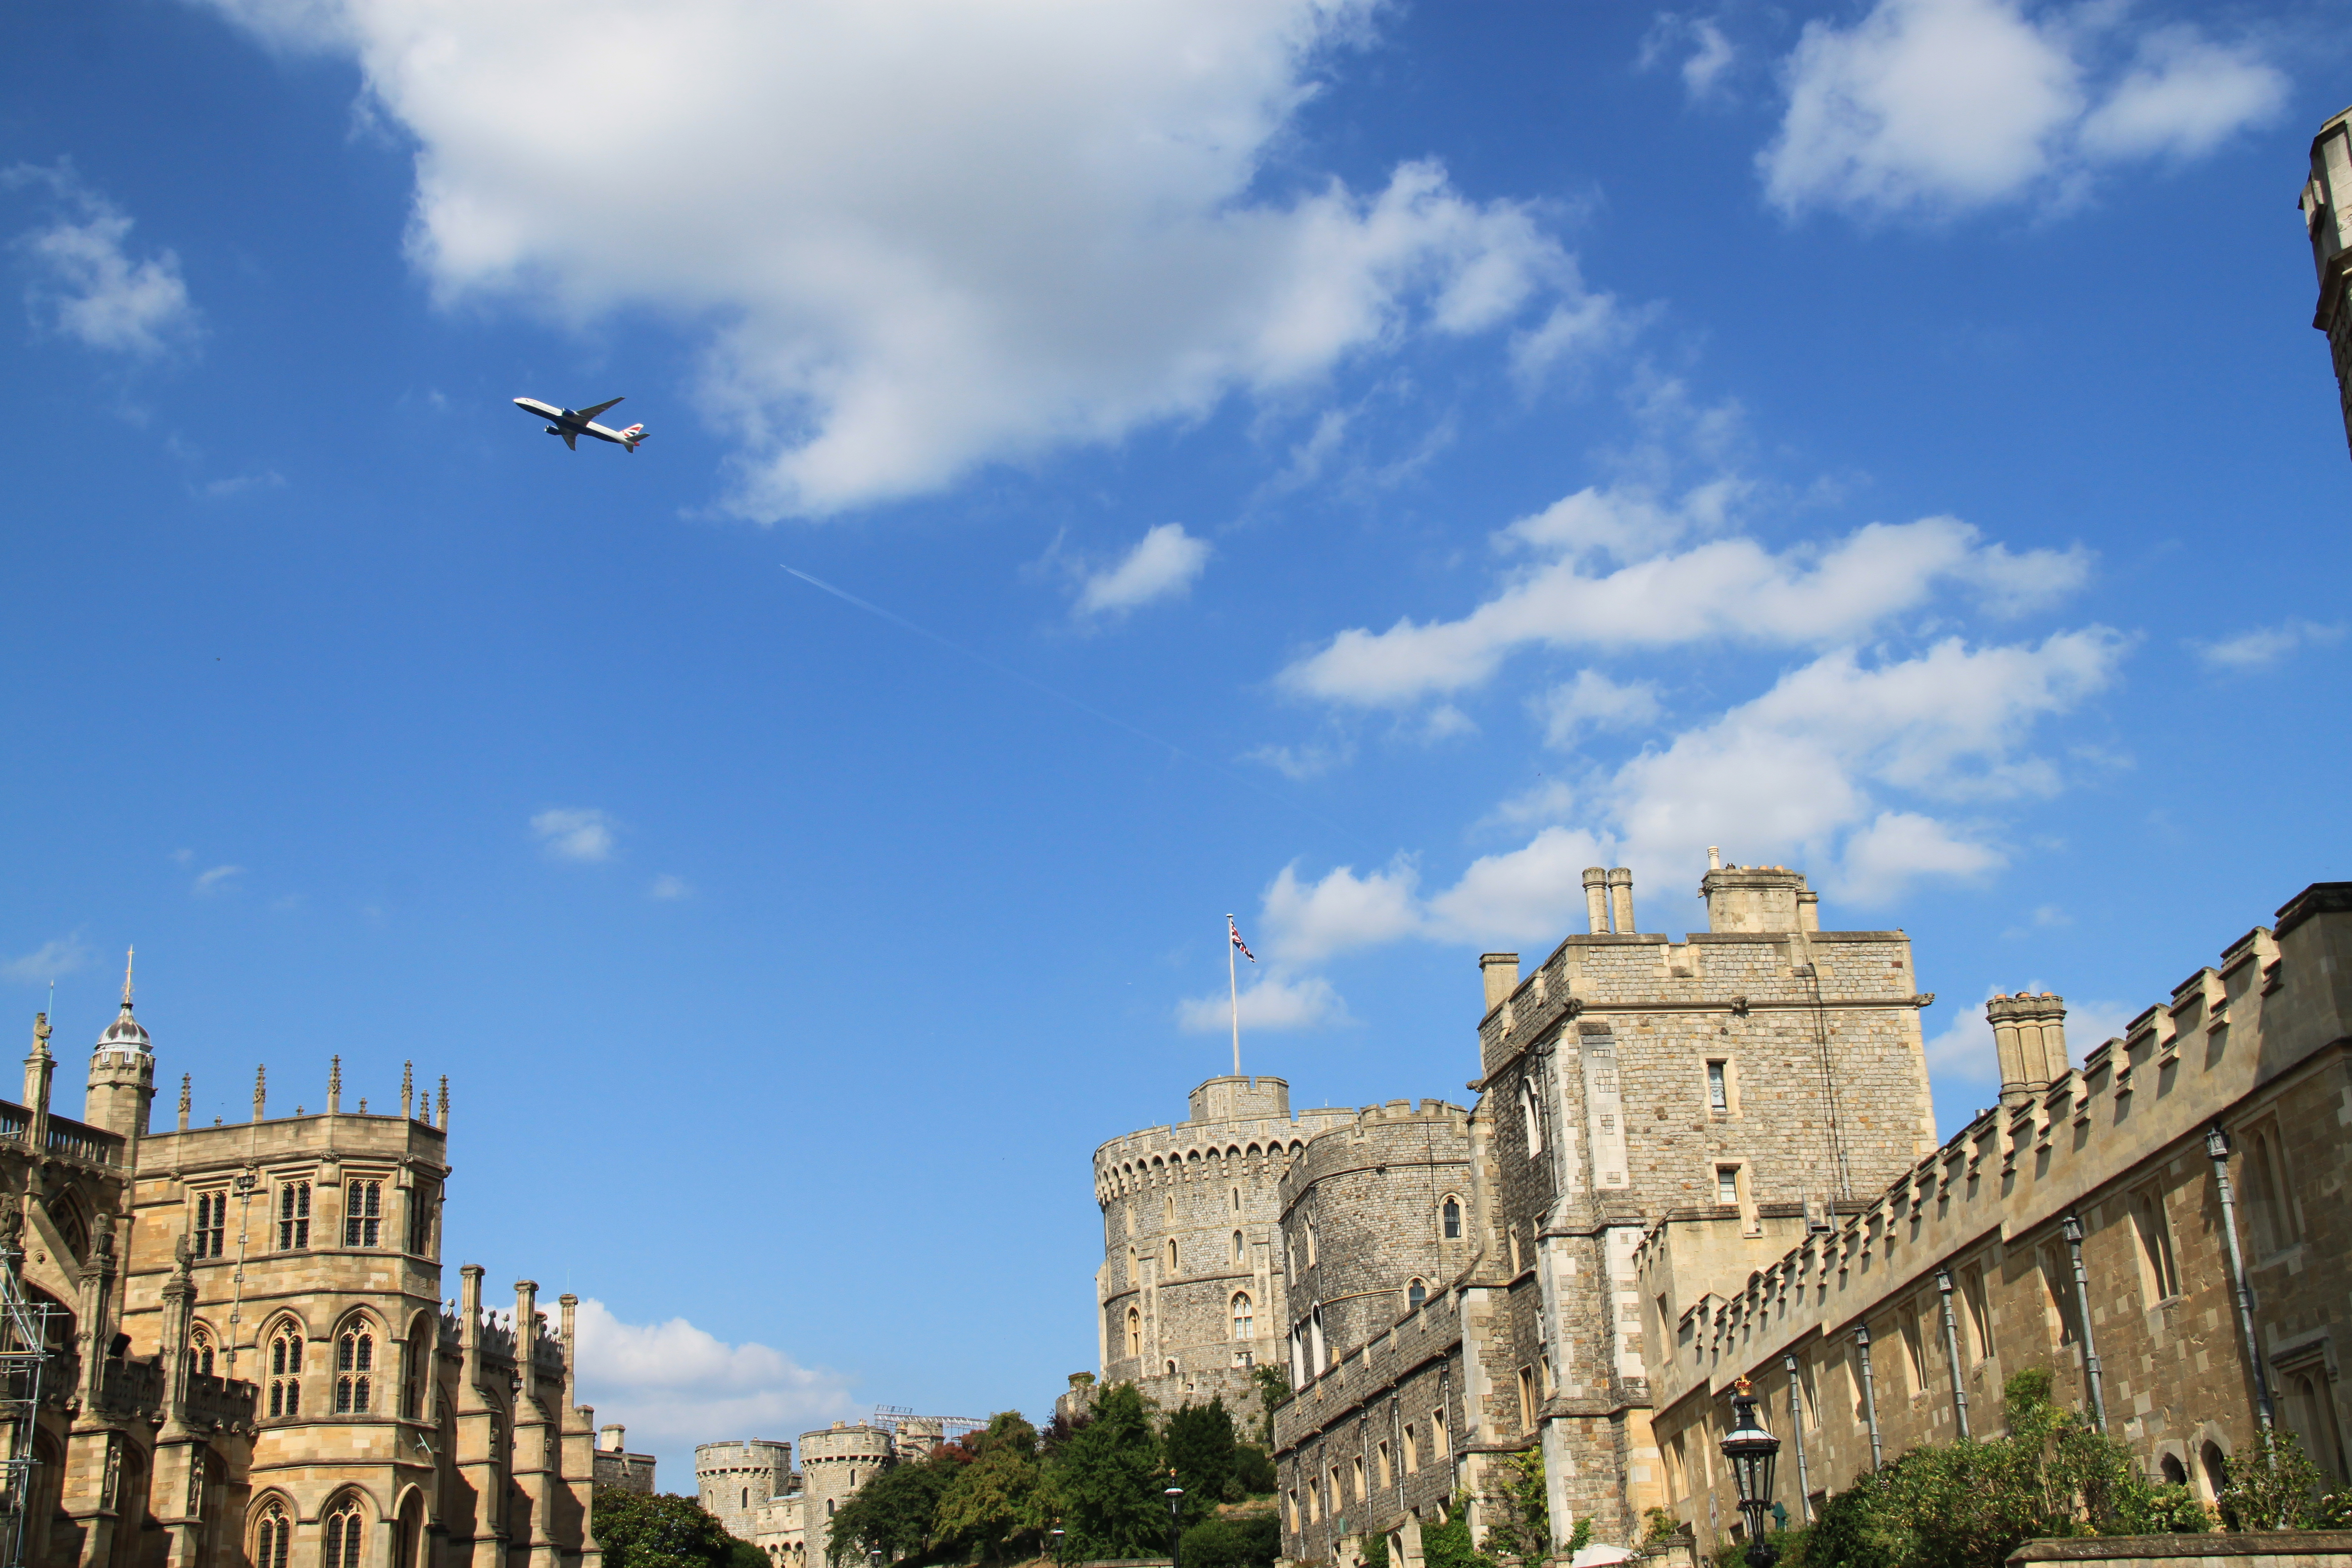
left=592, top=1489, right=741, bottom=1568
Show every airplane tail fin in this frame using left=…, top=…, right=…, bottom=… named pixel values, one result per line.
left=620, top=424, right=647, bottom=451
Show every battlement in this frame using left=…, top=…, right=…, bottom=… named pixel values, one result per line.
left=1187, top=1074, right=1291, bottom=1124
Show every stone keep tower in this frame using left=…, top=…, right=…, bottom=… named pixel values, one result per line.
left=2303, top=105, right=2352, bottom=457
left=697, top=1440, right=793, bottom=1542
left=799, top=1421, right=892, bottom=1560
left=1094, top=1077, right=1355, bottom=1412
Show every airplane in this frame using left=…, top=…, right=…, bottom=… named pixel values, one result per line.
left=512, top=396, right=647, bottom=451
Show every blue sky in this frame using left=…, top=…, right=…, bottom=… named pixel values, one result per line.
left=3, top=0, right=2348, bottom=1481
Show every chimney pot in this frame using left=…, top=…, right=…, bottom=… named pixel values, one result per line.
left=1479, top=953, right=1520, bottom=1014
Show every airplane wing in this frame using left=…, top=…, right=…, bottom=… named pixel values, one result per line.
left=575, top=396, right=625, bottom=420
left=562, top=431, right=578, bottom=451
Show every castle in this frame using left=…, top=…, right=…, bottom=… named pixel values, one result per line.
left=694, top=1418, right=959, bottom=1568
left=1094, top=859, right=2352, bottom=1565
left=2, top=965, right=599, bottom=1568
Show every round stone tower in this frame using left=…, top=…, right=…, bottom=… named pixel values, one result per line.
left=798, top=1422, right=893, bottom=1562
left=695, top=1440, right=793, bottom=1542
left=1092, top=1076, right=1355, bottom=1416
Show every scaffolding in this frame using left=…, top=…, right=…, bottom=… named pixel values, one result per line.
left=0, top=1242, right=56, bottom=1568
left=869, top=1406, right=988, bottom=1449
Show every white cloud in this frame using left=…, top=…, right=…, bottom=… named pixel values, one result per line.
left=1280, top=486, right=2091, bottom=705
left=649, top=875, right=691, bottom=901
left=4, top=161, right=199, bottom=356
left=1761, top=0, right=2284, bottom=219
left=1540, top=670, right=1662, bottom=748
left=1640, top=14, right=1738, bottom=101
left=193, top=864, right=245, bottom=894
left=531, top=808, right=616, bottom=863
left=1426, top=824, right=1616, bottom=943
left=1075, top=524, right=1212, bottom=618
left=1, top=935, right=92, bottom=986
left=1176, top=971, right=1350, bottom=1033
left=1262, top=859, right=1426, bottom=962
left=194, top=0, right=1606, bottom=518
left=1242, top=737, right=1354, bottom=781
left=2192, top=618, right=2346, bottom=671
left=572, top=1298, right=857, bottom=1463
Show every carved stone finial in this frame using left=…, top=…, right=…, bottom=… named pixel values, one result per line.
left=122, top=947, right=135, bottom=1008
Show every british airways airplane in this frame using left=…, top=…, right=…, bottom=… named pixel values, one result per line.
left=512, top=396, right=647, bottom=451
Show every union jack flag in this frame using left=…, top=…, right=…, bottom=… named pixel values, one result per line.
left=1228, top=917, right=1257, bottom=963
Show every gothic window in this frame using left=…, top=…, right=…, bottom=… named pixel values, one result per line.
left=1164, top=1193, right=1176, bottom=1223
left=267, top=1323, right=302, bottom=1417
left=407, top=1182, right=439, bottom=1256
left=1441, top=1197, right=1461, bottom=1240
left=336, top=1325, right=374, bottom=1413
left=1230, top=1293, right=1252, bottom=1340
left=1407, top=1278, right=1427, bottom=1313
left=403, top=1315, right=432, bottom=1419
left=1230, top=1187, right=1240, bottom=1213
left=1125, top=1308, right=1141, bottom=1360
left=2132, top=1184, right=2182, bottom=1301
left=1519, top=1078, right=1544, bottom=1156
left=254, top=1501, right=291, bottom=1568
left=1707, top=1061, right=1729, bottom=1112
left=277, top=1181, right=311, bottom=1251
left=1166, top=1237, right=1178, bottom=1274
left=323, top=1499, right=365, bottom=1568
left=193, top=1192, right=226, bottom=1259
left=1232, top=1230, right=1244, bottom=1265
left=189, top=1327, right=215, bottom=1378
left=344, top=1181, right=382, bottom=1248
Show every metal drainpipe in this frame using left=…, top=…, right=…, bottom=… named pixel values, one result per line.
left=2205, top=1125, right=2276, bottom=1433
left=1934, top=1269, right=1972, bottom=1440
left=2059, top=1215, right=2108, bottom=1432
left=1782, top=1351, right=1812, bottom=1523
left=1854, top=1324, right=1884, bottom=1470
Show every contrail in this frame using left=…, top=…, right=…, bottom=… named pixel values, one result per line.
left=782, top=565, right=1369, bottom=847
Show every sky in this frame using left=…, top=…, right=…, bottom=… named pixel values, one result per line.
left=3, top=0, right=2349, bottom=1487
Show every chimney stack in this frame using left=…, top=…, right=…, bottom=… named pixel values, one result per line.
left=1987, top=992, right=2068, bottom=1108
left=1608, top=867, right=1636, bottom=934
left=1480, top=953, right=1520, bottom=1015
left=1582, top=867, right=1610, bottom=934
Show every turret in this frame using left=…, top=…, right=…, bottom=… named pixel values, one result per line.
left=1700, top=863, right=1813, bottom=933
left=85, top=950, right=155, bottom=1141
left=1987, top=992, right=2068, bottom=1108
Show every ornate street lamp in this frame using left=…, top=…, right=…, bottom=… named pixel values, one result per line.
left=1719, top=1377, right=1782, bottom=1568
left=1049, top=1524, right=1065, bottom=1566
left=1165, top=1473, right=1185, bottom=1568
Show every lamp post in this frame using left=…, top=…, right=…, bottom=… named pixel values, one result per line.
left=1165, top=1473, right=1184, bottom=1568
left=1719, top=1377, right=1782, bottom=1568
left=1049, top=1524, right=1065, bottom=1566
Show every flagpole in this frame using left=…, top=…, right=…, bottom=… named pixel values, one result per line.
left=1227, top=914, right=1241, bottom=1077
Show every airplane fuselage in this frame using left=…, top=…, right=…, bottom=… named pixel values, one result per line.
left=512, top=396, right=646, bottom=451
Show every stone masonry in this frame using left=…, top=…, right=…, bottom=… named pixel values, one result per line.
left=1269, top=857, right=1939, bottom=1566
left=1643, top=882, right=2352, bottom=1559
left=2301, top=105, right=2352, bottom=457
left=1095, top=1078, right=1356, bottom=1414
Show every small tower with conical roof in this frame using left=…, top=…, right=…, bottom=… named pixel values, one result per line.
left=85, top=947, right=157, bottom=1140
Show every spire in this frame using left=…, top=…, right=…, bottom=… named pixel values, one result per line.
left=122, top=946, right=134, bottom=1008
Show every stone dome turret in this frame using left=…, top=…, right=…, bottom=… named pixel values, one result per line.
left=96, top=1003, right=150, bottom=1054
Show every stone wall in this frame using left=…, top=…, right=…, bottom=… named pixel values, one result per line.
left=1642, top=884, right=2352, bottom=1559
left=1094, top=1078, right=1355, bottom=1414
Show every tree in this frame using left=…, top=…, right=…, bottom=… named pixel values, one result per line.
left=2219, top=1427, right=2328, bottom=1531
left=1232, top=1444, right=1277, bottom=1498
left=1249, top=1363, right=1291, bottom=1449
left=592, top=1489, right=740, bottom=1568
left=1164, top=1399, right=1240, bottom=1517
left=829, top=1454, right=961, bottom=1567
left=933, top=1414, right=1050, bottom=1563
left=1475, top=1451, right=1549, bottom=1568
left=1042, top=1382, right=1170, bottom=1561
left=1417, top=1494, right=1482, bottom=1568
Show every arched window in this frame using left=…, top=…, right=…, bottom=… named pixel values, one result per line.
left=1305, top=1219, right=1318, bottom=1267
left=403, top=1314, right=433, bottom=1418
left=2160, top=1452, right=2187, bottom=1487
left=254, top=1501, right=291, bottom=1568
left=1231, top=1293, right=1253, bottom=1340
left=1232, top=1230, right=1244, bottom=1264
left=1166, top=1238, right=1178, bottom=1274
left=1230, top=1187, right=1241, bottom=1212
left=267, top=1323, right=303, bottom=1417
left=323, top=1499, right=364, bottom=1568
left=741, top=1488, right=749, bottom=1509
left=336, top=1325, right=374, bottom=1413
left=1442, top=1197, right=1461, bottom=1239
left=1407, top=1279, right=1427, bottom=1312
left=1519, top=1078, right=1544, bottom=1155
left=189, top=1326, right=215, bottom=1378
left=1126, top=1307, right=1141, bottom=1359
